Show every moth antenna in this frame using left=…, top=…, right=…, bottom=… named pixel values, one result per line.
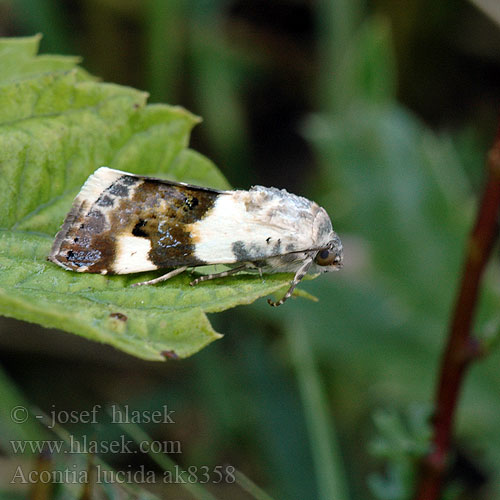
left=131, top=266, right=188, bottom=287
left=268, top=258, right=313, bottom=307
left=190, top=264, right=247, bottom=286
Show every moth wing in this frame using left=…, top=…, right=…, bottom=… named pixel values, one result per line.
left=49, top=167, right=226, bottom=274
left=189, top=186, right=319, bottom=265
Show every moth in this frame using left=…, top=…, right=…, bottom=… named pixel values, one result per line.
left=48, top=167, right=343, bottom=306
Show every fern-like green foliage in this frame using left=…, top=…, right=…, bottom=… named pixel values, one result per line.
left=0, top=35, right=300, bottom=360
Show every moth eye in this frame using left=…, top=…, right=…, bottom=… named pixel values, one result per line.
left=315, top=249, right=336, bottom=266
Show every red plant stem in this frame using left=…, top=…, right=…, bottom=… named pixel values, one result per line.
left=414, top=126, right=500, bottom=499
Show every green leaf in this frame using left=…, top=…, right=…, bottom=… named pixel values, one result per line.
left=0, top=35, right=300, bottom=360
left=0, top=34, right=88, bottom=84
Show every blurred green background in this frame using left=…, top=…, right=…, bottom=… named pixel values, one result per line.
left=1, top=0, right=500, bottom=499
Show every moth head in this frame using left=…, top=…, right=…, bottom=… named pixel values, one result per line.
left=313, top=234, right=343, bottom=272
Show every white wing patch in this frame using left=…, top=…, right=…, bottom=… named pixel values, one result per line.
left=113, top=236, right=157, bottom=274
left=189, top=187, right=320, bottom=264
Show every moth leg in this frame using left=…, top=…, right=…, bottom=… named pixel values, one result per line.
left=131, top=266, right=188, bottom=287
left=268, top=258, right=314, bottom=307
left=190, top=264, right=247, bottom=286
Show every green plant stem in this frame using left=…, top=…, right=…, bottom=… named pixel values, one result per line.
left=414, top=124, right=500, bottom=499
left=234, top=471, right=276, bottom=500
left=40, top=411, right=161, bottom=500
left=115, top=418, right=218, bottom=500
left=119, top=417, right=277, bottom=500
left=287, top=318, right=350, bottom=500
left=316, top=0, right=362, bottom=113
left=146, top=0, right=184, bottom=103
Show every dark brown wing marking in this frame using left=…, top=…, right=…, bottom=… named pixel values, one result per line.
left=49, top=174, right=220, bottom=273
left=130, top=179, right=218, bottom=269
